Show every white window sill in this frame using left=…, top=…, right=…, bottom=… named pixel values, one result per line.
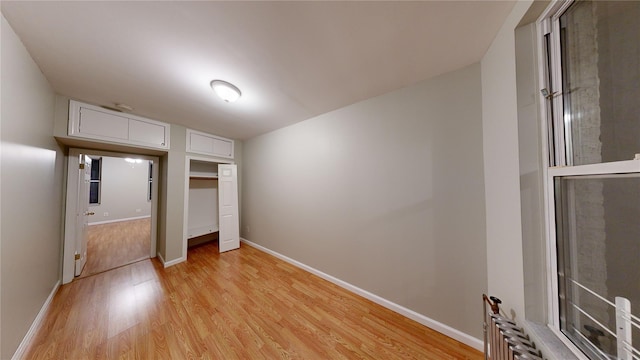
left=523, top=321, right=582, bottom=360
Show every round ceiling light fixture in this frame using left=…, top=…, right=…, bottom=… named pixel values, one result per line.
left=210, top=80, right=241, bottom=103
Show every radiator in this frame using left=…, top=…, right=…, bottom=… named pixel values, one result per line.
left=483, top=295, right=544, bottom=360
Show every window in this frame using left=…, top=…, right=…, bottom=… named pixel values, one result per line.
left=89, top=157, right=101, bottom=205
left=148, top=161, right=153, bottom=201
left=541, top=1, right=640, bottom=359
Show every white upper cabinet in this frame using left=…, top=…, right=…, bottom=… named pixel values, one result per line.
left=68, top=100, right=170, bottom=150
left=186, top=129, right=234, bottom=159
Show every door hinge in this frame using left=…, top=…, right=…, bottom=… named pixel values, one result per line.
left=74, top=253, right=81, bottom=260
left=79, top=163, right=85, bottom=170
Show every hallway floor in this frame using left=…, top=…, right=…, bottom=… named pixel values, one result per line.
left=80, top=218, right=150, bottom=278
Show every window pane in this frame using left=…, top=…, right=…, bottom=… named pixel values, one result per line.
left=560, top=1, right=640, bottom=166
left=555, top=174, right=640, bottom=358
left=90, top=158, right=101, bottom=180
left=89, top=181, right=100, bottom=204
left=148, top=161, right=153, bottom=201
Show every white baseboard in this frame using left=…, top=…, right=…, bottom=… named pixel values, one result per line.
left=240, top=238, right=483, bottom=351
left=157, top=252, right=185, bottom=268
left=12, top=280, right=61, bottom=360
left=89, top=215, right=151, bottom=226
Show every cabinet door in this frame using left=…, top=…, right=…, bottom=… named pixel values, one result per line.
left=68, top=100, right=170, bottom=150
left=187, top=129, right=234, bottom=159
left=212, top=137, right=233, bottom=158
left=79, top=108, right=129, bottom=141
left=129, top=118, right=167, bottom=147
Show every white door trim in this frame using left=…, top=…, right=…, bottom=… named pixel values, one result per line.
left=62, top=148, right=160, bottom=284
left=62, top=149, right=81, bottom=284
left=183, top=155, right=233, bottom=260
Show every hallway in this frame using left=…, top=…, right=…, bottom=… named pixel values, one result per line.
left=79, top=218, right=150, bottom=278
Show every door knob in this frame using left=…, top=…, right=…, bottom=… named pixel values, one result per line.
left=86, top=212, right=95, bottom=216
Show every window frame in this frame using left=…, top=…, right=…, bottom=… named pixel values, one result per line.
left=89, top=157, right=102, bottom=206
left=537, top=2, right=640, bottom=359
left=148, top=161, right=153, bottom=202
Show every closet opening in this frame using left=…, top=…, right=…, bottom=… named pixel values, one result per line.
left=183, top=157, right=239, bottom=259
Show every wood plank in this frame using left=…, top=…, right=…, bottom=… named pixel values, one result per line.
left=80, top=218, right=151, bottom=278
left=23, top=241, right=482, bottom=359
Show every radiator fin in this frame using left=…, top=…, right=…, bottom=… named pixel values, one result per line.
left=488, top=314, right=543, bottom=359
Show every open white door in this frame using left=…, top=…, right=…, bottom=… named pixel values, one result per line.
left=218, top=164, right=240, bottom=253
left=74, top=154, right=92, bottom=276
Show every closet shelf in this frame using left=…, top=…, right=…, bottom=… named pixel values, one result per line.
left=187, top=224, right=219, bottom=239
left=189, top=175, right=218, bottom=180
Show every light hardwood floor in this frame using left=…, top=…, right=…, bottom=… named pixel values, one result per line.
left=80, top=218, right=151, bottom=278
left=25, top=241, right=482, bottom=359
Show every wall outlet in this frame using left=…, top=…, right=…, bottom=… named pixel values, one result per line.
left=136, top=208, right=141, bottom=213
left=103, top=212, right=109, bottom=217
left=245, top=226, right=250, bottom=233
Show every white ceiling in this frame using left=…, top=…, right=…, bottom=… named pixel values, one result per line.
left=2, top=1, right=515, bottom=141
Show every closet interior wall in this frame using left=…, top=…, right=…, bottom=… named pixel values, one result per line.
left=187, top=160, right=220, bottom=247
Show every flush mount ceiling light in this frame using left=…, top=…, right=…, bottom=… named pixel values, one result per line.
left=210, top=80, right=241, bottom=103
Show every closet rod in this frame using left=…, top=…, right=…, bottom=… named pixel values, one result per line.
left=189, top=176, right=218, bottom=180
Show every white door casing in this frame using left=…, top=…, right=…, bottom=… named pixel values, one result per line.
left=63, top=148, right=159, bottom=284
left=218, top=164, right=240, bottom=253
left=74, top=154, right=91, bottom=276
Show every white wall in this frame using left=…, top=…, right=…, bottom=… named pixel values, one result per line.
left=164, top=125, right=187, bottom=262
left=481, top=0, right=533, bottom=322
left=515, top=22, right=547, bottom=324
left=1, top=15, right=64, bottom=359
left=188, top=179, right=218, bottom=234
left=90, top=156, right=151, bottom=224
left=242, top=63, right=487, bottom=342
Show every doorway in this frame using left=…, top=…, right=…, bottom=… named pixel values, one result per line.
left=63, top=149, right=159, bottom=283
left=183, top=156, right=240, bottom=259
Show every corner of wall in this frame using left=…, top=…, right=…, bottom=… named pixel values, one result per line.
left=1, top=15, right=64, bottom=359
left=157, top=153, right=169, bottom=261
left=53, top=95, right=71, bottom=139
left=480, top=0, right=534, bottom=322
left=515, top=20, right=549, bottom=324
